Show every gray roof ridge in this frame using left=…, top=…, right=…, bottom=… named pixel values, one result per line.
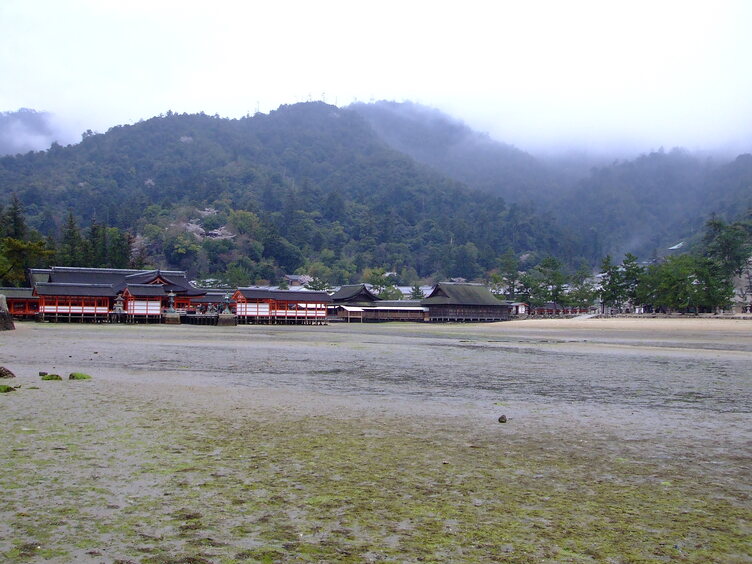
left=52, top=266, right=144, bottom=274
left=36, top=282, right=114, bottom=288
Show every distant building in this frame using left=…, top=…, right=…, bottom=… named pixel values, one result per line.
left=0, top=287, right=38, bottom=319
left=330, top=282, right=512, bottom=322
left=27, top=266, right=206, bottom=322
left=283, top=274, right=313, bottom=287
left=422, top=282, right=511, bottom=322
left=233, top=287, right=331, bottom=324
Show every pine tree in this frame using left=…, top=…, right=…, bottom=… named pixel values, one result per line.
left=5, top=194, right=27, bottom=240
left=57, top=212, right=86, bottom=266
left=409, top=284, right=425, bottom=299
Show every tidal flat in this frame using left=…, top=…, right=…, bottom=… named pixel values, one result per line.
left=0, top=318, right=750, bottom=563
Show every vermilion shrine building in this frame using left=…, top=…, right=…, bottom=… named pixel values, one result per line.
left=3, top=268, right=513, bottom=324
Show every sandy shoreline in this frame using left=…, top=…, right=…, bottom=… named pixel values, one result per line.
left=1, top=318, right=750, bottom=562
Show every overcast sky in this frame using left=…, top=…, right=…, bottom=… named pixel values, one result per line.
left=1, top=0, right=751, bottom=155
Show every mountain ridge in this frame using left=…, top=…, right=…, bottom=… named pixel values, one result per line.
left=0, top=103, right=575, bottom=284
left=1, top=101, right=750, bottom=283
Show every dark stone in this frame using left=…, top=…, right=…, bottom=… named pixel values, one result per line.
left=498, top=414, right=507, bottom=423
left=0, top=311, right=14, bottom=331
left=217, top=313, right=237, bottom=326
left=0, top=366, right=16, bottom=379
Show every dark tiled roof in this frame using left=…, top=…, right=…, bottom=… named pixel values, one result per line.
left=191, top=289, right=235, bottom=303
left=0, top=287, right=37, bottom=299
left=124, top=284, right=166, bottom=297
left=34, top=283, right=117, bottom=297
left=367, top=300, right=424, bottom=308
left=45, top=267, right=147, bottom=288
left=236, top=288, right=332, bottom=303
left=421, top=283, right=506, bottom=306
left=31, top=267, right=205, bottom=296
left=28, top=269, right=52, bottom=284
left=330, top=284, right=381, bottom=303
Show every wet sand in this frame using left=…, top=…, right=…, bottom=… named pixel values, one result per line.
left=1, top=318, right=750, bottom=562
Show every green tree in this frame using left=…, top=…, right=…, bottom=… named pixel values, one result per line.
left=599, top=255, right=624, bottom=312
left=703, top=216, right=751, bottom=278
left=636, top=255, right=732, bottom=313
left=228, top=210, right=262, bottom=236
left=164, top=232, right=201, bottom=267
left=567, top=265, right=597, bottom=309
left=621, top=253, right=644, bottom=305
left=450, top=242, right=481, bottom=280
left=409, top=284, right=425, bottom=299
left=86, top=221, right=108, bottom=267
left=4, top=194, right=27, bottom=240
left=535, top=256, right=566, bottom=305
left=364, top=267, right=402, bottom=299
left=107, top=228, right=133, bottom=268
left=304, top=277, right=332, bottom=291
left=518, top=271, right=545, bottom=307
left=57, top=212, right=86, bottom=266
left=497, top=250, right=521, bottom=299
left=0, top=238, right=53, bottom=286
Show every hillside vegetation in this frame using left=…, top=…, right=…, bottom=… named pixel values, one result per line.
left=0, top=103, right=575, bottom=285
left=1, top=101, right=751, bottom=288
left=350, top=101, right=752, bottom=261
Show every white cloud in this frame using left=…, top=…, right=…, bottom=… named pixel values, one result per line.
left=1, top=0, right=750, bottom=153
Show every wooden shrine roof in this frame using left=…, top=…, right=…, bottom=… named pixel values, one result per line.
left=330, top=284, right=381, bottom=303
left=123, top=284, right=167, bottom=297
left=421, top=283, right=508, bottom=307
left=34, top=283, right=117, bottom=297
left=235, top=288, right=332, bottom=303
left=28, top=267, right=205, bottom=297
left=0, top=287, right=38, bottom=299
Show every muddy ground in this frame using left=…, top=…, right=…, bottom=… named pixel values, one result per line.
left=0, top=318, right=750, bottom=563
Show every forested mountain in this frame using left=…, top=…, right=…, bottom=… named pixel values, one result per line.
left=554, top=149, right=713, bottom=261
left=350, top=101, right=752, bottom=261
left=699, top=154, right=752, bottom=221
left=1, top=101, right=750, bottom=288
left=350, top=101, right=559, bottom=204
left=0, top=102, right=576, bottom=285
left=553, top=150, right=752, bottom=262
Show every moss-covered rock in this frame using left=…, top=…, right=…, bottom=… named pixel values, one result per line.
left=41, top=374, right=62, bottom=381
left=0, top=384, right=17, bottom=393
left=68, top=372, right=92, bottom=380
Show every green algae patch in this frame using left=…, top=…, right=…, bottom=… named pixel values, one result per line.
left=68, top=372, right=92, bottom=380
left=40, top=374, right=62, bottom=381
left=1, top=386, right=749, bottom=563
left=0, top=384, right=17, bottom=393
left=108, top=411, right=750, bottom=563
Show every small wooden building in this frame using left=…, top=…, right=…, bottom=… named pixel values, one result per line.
left=120, top=270, right=205, bottom=312
left=233, top=288, right=332, bottom=324
left=530, top=302, right=590, bottom=316
left=0, top=287, right=39, bottom=319
left=34, top=282, right=114, bottom=322
left=422, top=282, right=511, bottom=322
left=360, top=300, right=426, bottom=322
left=121, top=284, right=165, bottom=320
left=330, top=284, right=382, bottom=304
left=330, top=284, right=382, bottom=321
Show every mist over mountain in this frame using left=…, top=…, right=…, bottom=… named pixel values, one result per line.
left=350, top=101, right=560, bottom=204
left=349, top=101, right=751, bottom=260
left=0, top=109, right=78, bottom=156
